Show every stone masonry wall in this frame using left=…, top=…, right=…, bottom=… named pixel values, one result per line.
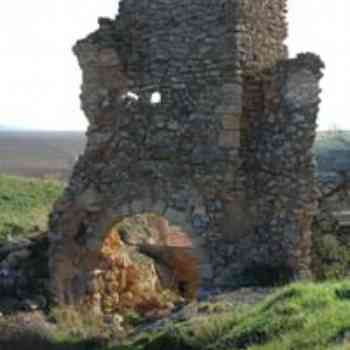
left=49, top=0, right=324, bottom=305
left=239, top=0, right=288, bottom=150
left=249, top=53, right=324, bottom=279
left=49, top=0, right=243, bottom=305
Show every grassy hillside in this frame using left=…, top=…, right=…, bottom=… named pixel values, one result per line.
left=119, top=281, right=350, bottom=350
left=0, top=175, right=64, bottom=241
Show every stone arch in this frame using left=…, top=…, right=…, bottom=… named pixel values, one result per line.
left=88, top=192, right=211, bottom=278
left=50, top=186, right=213, bottom=308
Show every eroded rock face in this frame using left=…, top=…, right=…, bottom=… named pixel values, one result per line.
left=51, top=214, right=198, bottom=314
left=49, top=0, right=324, bottom=308
left=83, top=215, right=197, bottom=315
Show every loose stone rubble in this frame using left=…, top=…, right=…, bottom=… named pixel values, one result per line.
left=0, top=234, right=49, bottom=314
left=49, top=0, right=325, bottom=310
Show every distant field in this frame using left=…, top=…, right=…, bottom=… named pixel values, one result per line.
left=0, top=175, right=64, bottom=241
left=0, top=130, right=349, bottom=181
left=0, top=131, right=85, bottom=180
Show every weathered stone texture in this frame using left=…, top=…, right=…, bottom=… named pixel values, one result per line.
left=248, top=54, right=324, bottom=279
left=49, top=0, right=324, bottom=306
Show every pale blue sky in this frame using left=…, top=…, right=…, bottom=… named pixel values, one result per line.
left=0, top=1, right=349, bottom=131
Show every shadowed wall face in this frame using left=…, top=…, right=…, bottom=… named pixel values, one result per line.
left=49, top=0, right=324, bottom=306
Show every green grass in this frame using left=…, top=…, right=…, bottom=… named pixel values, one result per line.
left=116, top=281, right=350, bottom=350
left=0, top=175, right=64, bottom=240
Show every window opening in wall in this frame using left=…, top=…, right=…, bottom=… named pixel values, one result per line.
left=150, top=91, right=162, bottom=105
left=121, top=91, right=140, bottom=101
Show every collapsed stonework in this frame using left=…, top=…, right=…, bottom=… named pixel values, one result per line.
left=49, top=0, right=324, bottom=308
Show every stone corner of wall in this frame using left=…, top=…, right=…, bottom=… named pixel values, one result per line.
left=294, top=52, right=325, bottom=71
left=279, top=52, right=325, bottom=78
left=72, top=17, right=118, bottom=61
left=97, top=16, right=115, bottom=28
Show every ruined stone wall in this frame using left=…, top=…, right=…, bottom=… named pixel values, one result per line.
left=212, top=53, right=324, bottom=286
left=239, top=0, right=288, bottom=72
left=214, top=0, right=289, bottom=244
left=49, top=0, right=324, bottom=305
left=213, top=1, right=324, bottom=284
left=250, top=54, right=324, bottom=278
left=238, top=0, right=288, bottom=142
left=208, top=0, right=291, bottom=284
left=49, top=0, right=244, bottom=305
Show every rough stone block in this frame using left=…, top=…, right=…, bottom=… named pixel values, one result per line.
left=219, top=130, right=240, bottom=148
left=152, top=200, right=167, bottom=215
left=76, top=187, right=102, bottom=212
left=98, top=48, right=121, bottom=67
left=131, top=200, right=144, bottom=215
left=165, top=208, right=188, bottom=227
left=223, top=113, right=240, bottom=130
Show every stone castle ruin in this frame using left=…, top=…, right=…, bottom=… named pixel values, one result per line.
left=49, top=0, right=324, bottom=310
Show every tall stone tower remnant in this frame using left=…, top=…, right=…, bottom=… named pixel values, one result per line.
left=49, top=0, right=324, bottom=305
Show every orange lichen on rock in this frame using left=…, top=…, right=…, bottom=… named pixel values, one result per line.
left=83, top=221, right=183, bottom=316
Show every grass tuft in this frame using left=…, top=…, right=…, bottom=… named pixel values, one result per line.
left=0, top=175, right=63, bottom=240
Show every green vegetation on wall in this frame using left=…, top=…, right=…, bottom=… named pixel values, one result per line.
left=312, top=216, right=350, bottom=281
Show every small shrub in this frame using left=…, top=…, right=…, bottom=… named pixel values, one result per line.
left=312, top=222, right=350, bottom=280
left=124, top=310, right=145, bottom=327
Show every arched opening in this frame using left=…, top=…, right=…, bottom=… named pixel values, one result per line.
left=82, top=213, right=200, bottom=315
left=120, top=91, right=140, bottom=101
